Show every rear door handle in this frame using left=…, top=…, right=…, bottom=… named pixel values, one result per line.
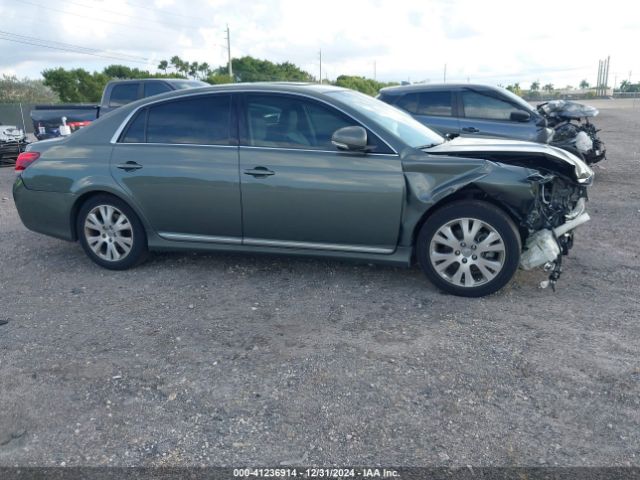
left=462, top=127, right=480, bottom=133
left=116, top=161, right=143, bottom=171
left=244, top=166, right=275, bottom=178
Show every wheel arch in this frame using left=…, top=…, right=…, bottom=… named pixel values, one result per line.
left=70, top=188, right=149, bottom=241
left=409, top=185, right=526, bottom=257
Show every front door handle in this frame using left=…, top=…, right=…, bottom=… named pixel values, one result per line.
left=462, top=127, right=480, bottom=133
left=244, top=166, right=275, bottom=178
left=116, top=161, right=143, bottom=171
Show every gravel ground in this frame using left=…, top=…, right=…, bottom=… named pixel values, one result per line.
left=0, top=101, right=639, bottom=467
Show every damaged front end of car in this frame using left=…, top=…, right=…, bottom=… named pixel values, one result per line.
left=519, top=172, right=591, bottom=289
left=405, top=141, right=594, bottom=291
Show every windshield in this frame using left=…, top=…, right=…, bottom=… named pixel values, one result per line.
left=327, top=90, right=445, bottom=148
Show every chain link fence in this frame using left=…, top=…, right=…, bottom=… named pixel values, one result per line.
left=0, top=103, right=34, bottom=133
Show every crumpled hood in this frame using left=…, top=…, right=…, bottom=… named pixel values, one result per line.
left=425, top=136, right=594, bottom=184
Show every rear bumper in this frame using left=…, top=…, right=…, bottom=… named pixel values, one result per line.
left=13, top=177, right=76, bottom=241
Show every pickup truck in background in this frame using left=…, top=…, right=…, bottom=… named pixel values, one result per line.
left=31, top=78, right=208, bottom=140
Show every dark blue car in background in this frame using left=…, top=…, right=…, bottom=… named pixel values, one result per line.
left=378, top=83, right=553, bottom=144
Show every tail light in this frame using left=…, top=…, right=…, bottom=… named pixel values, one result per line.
left=15, top=152, right=40, bottom=172
left=68, top=121, right=92, bottom=129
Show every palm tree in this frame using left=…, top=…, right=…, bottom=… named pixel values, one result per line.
left=543, top=83, right=554, bottom=93
left=506, top=83, right=521, bottom=96
left=170, top=56, right=183, bottom=74
left=530, top=81, right=540, bottom=92
left=189, top=62, right=199, bottom=79
left=157, top=60, right=168, bottom=74
left=579, top=79, right=589, bottom=89
left=198, top=62, right=210, bottom=80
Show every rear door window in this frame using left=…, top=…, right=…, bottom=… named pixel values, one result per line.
left=146, top=95, right=231, bottom=145
left=120, top=94, right=232, bottom=145
left=109, top=83, right=140, bottom=107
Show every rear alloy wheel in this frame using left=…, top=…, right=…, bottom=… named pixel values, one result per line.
left=417, top=201, right=521, bottom=297
left=77, top=195, right=147, bottom=270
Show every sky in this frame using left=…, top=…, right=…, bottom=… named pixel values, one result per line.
left=0, top=0, right=638, bottom=89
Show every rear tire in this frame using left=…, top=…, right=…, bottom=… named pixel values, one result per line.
left=77, top=194, right=148, bottom=270
left=416, top=201, right=521, bottom=297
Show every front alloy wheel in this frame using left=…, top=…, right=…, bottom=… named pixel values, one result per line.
left=429, top=218, right=506, bottom=287
left=417, top=201, right=521, bottom=297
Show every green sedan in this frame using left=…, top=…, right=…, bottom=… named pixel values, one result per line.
left=13, top=83, right=592, bottom=297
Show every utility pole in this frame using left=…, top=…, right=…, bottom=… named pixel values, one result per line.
left=597, top=60, right=601, bottom=96
left=604, top=55, right=610, bottom=94
left=319, top=49, right=322, bottom=84
left=373, top=60, right=377, bottom=80
left=443, top=63, right=447, bottom=83
left=226, top=24, right=233, bottom=80
left=597, top=60, right=603, bottom=96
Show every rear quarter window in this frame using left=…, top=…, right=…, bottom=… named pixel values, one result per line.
left=121, top=109, right=146, bottom=143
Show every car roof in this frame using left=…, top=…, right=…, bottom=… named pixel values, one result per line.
left=105, top=78, right=205, bottom=85
left=379, top=83, right=502, bottom=95
left=117, top=82, right=350, bottom=103
left=177, top=81, right=347, bottom=93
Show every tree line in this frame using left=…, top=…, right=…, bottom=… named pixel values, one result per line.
left=0, top=74, right=58, bottom=103
left=31, top=55, right=397, bottom=103
left=35, top=55, right=398, bottom=103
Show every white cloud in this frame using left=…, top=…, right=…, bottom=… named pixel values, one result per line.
left=0, top=0, right=637, bottom=88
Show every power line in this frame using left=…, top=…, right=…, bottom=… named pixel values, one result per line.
left=54, top=0, right=193, bottom=30
left=0, top=31, right=151, bottom=64
left=16, top=0, right=177, bottom=36
left=0, top=30, right=147, bottom=61
left=122, top=0, right=212, bottom=24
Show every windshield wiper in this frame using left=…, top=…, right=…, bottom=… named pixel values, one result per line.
left=416, top=143, right=441, bottom=150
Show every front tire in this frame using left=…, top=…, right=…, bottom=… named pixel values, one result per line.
left=77, top=194, right=148, bottom=270
left=416, top=201, right=521, bottom=297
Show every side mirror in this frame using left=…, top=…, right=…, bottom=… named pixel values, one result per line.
left=331, top=126, right=369, bottom=152
left=510, top=111, right=531, bottom=122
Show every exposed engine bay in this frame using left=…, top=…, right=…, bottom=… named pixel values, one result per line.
left=520, top=174, right=590, bottom=289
